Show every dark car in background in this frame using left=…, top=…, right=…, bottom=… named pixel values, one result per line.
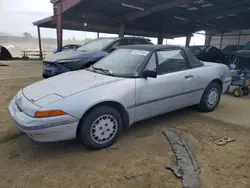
left=222, top=45, right=244, bottom=56
left=226, top=42, right=250, bottom=67
left=189, top=45, right=225, bottom=63
left=233, top=42, right=250, bottom=57
left=222, top=45, right=244, bottom=63
left=53, top=44, right=82, bottom=53
left=43, top=37, right=153, bottom=78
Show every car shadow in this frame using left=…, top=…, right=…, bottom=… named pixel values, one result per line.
left=122, top=107, right=196, bottom=139
left=10, top=107, right=198, bottom=158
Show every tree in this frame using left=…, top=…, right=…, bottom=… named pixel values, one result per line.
left=23, top=32, right=32, bottom=39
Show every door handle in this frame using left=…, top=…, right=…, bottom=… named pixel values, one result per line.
left=185, top=75, right=193, bottom=79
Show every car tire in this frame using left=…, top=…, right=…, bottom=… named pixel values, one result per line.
left=197, top=82, right=221, bottom=112
left=78, top=106, right=123, bottom=150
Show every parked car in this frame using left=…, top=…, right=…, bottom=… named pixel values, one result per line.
left=232, top=42, right=250, bottom=57
left=222, top=45, right=244, bottom=63
left=53, top=44, right=81, bottom=53
left=43, top=37, right=153, bottom=78
left=8, top=45, right=232, bottom=149
left=189, top=45, right=225, bottom=63
left=227, top=42, right=250, bottom=66
left=222, top=45, right=244, bottom=56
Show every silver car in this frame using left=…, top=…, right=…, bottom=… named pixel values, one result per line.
left=8, top=45, right=232, bottom=149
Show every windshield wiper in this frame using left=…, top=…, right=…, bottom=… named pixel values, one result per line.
left=92, top=66, right=113, bottom=75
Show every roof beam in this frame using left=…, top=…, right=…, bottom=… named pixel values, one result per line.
left=125, top=0, right=194, bottom=22
left=52, top=0, right=81, bottom=14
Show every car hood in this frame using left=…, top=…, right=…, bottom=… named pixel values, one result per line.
left=22, top=70, right=124, bottom=106
left=233, top=50, right=250, bottom=58
left=44, top=50, right=108, bottom=62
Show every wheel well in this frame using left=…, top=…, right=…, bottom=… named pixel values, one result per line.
left=211, top=79, right=223, bottom=92
left=76, top=101, right=130, bottom=137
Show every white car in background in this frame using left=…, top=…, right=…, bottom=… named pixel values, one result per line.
left=8, top=45, right=232, bottom=149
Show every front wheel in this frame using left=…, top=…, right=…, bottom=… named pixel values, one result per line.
left=197, top=82, right=221, bottom=112
left=78, top=106, right=123, bottom=150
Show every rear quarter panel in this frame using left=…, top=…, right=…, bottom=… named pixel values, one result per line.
left=191, top=62, right=230, bottom=97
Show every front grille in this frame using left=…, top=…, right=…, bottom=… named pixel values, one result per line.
left=43, top=61, right=72, bottom=71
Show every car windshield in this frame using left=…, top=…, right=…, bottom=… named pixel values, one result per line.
left=77, top=38, right=116, bottom=52
left=189, top=46, right=206, bottom=55
left=89, top=48, right=149, bottom=77
left=243, top=42, right=250, bottom=50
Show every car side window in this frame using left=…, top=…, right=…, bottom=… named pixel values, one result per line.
left=157, top=50, right=189, bottom=75
left=213, top=47, right=221, bottom=53
left=145, top=53, right=157, bottom=71
left=205, top=47, right=212, bottom=53
left=61, top=45, right=70, bottom=51
left=206, top=46, right=220, bottom=53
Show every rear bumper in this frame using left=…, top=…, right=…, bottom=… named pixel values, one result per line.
left=223, top=77, right=232, bottom=93
left=8, top=96, right=79, bottom=142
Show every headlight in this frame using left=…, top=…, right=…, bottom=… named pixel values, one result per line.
left=57, top=59, right=89, bottom=70
left=57, top=59, right=82, bottom=63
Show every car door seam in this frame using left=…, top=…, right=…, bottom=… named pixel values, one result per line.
left=127, top=88, right=204, bottom=109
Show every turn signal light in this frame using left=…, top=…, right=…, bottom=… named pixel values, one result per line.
left=34, top=110, right=67, bottom=118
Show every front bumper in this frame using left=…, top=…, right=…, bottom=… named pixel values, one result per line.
left=43, top=61, right=71, bottom=78
left=8, top=95, right=79, bottom=142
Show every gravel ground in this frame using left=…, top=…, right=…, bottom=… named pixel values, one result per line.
left=0, top=60, right=249, bottom=188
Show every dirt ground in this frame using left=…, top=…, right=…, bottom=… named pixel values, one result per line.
left=0, top=60, right=249, bottom=188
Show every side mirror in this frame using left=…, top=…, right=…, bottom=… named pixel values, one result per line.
left=142, top=70, right=157, bottom=78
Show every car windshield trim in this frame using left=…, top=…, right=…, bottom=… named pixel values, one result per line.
left=85, top=68, right=138, bottom=78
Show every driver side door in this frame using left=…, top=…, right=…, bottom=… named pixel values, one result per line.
left=134, top=49, right=190, bottom=121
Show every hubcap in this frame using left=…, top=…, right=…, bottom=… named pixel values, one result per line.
left=90, top=115, right=118, bottom=145
left=206, top=88, right=219, bottom=108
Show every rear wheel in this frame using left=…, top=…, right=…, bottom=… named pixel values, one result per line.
left=78, top=106, right=123, bottom=150
left=197, top=82, right=221, bottom=112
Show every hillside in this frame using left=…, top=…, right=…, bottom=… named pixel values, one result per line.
left=0, top=32, right=11, bottom=37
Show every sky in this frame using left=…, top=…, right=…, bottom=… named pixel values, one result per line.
left=0, top=0, right=205, bottom=45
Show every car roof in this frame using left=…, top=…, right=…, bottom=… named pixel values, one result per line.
left=189, top=45, right=210, bottom=48
left=95, top=37, right=151, bottom=40
left=119, top=44, right=182, bottom=51
left=119, top=44, right=204, bottom=68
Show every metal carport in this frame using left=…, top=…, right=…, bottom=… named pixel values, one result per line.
left=33, top=0, right=250, bottom=58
